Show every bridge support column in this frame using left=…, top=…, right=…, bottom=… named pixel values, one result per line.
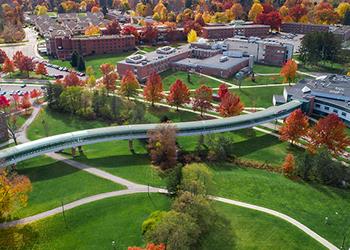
left=129, top=140, right=135, bottom=154
left=71, top=147, right=76, bottom=158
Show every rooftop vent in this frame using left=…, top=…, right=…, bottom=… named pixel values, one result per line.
left=301, top=86, right=311, bottom=93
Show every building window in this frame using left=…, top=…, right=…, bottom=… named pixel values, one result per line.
left=342, top=112, right=346, bottom=117
left=315, top=104, right=321, bottom=108
left=324, top=106, right=330, bottom=111
left=333, top=109, right=338, bottom=113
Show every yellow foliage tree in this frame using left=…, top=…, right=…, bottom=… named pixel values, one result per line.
left=248, top=2, right=264, bottom=21
left=136, top=2, right=147, bottom=16
left=36, top=5, right=47, bottom=15
left=187, top=29, right=198, bottom=43
left=279, top=5, right=289, bottom=17
left=299, top=15, right=309, bottom=23
left=336, top=2, right=350, bottom=18
left=202, top=11, right=212, bottom=23
left=85, top=25, right=101, bottom=36
left=231, top=3, right=244, bottom=19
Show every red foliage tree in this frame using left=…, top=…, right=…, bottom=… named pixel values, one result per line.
left=218, top=83, right=229, bottom=100
left=13, top=51, right=35, bottom=77
left=19, top=93, right=32, bottom=111
left=100, top=64, right=118, bottom=92
left=217, top=92, right=244, bottom=117
left=256, top=11, right=282, bottom=30
left=0, top=95, right=10, bottom=112
left=119, top=70, right=140, bottom=99
left=143, top=72, right=163, bottom=106
left=262, top=3, right=275, bottom=14
left=141, top=23, right=158, bottom=44
left=0, top=49, right=8, bottom=64
left=282, top=153, right=295, bottom=176
left=35, top=63, right=48, bottom=76
left=184, top=20, right=203, bottom=35
left=122, top=25, right=140, bottom=41
left=289, top=4, right=307, bottom=22
left=167, top=79, right=191, bottom=111
left=63, top=72, right=82, bottom=87
left=279, top=109, right=309, bottom=144
left=30, top=89, right=42, bottom=103
left=308, top=113, right=350, bottom=155
left=2, top=58, right=15, bottom=74
left=12, top=94, right=20, bottom=110
left=105, top=20, right=121, bottom=35
left=192, top=85, right=213, bottom=117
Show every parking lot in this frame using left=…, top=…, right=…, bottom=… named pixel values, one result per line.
left=33, top=59, right=86, bottom=79
left=0, top=84, right=45, bottom=99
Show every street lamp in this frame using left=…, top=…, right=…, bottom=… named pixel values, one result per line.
left=112, top=240, right=116, bottom=250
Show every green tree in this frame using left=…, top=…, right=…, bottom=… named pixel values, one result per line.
left=180, top=163, right=213, bottom=196
left=144, top=211, right=200, bottom=250
left=343, top=10, right=350, bottom=25
left=70, top=51, right=79, bottom=68
left=77, top=55, right=86, bottom=72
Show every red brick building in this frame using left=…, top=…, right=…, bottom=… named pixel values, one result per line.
left=280, top=22, right=329, bottom=34
left=46, top=35, right=136, bottom=60
left=201, top=25, right=270, bottom=39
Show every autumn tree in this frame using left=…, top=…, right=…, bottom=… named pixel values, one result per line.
left=308, top=114, right=350, bottom=155
left=0, top=170, right=32, bottom=220
left=30, top=89, right=42, bottom=104
left=231, top=3, right=244, bottom=19
left=143, top=72, right=163, bottom=106
left=148, top=124, right=177, bottom=171
left=217, top=92, right=244, bottom=117
left=141, top=23, right=158, bottom=44
left=0, top=95, right=10, bottom=112
left=279, top=109, right=309, bottom=144
left=13, top=51, right=35, bottom=78
left=192, top=85, right=213, bottom=117
left=167, top=79, right=190, bottom=111
left=85, top=25, right=101, bottom=36
left=280, top=59, right=298, bottom=85
left=256, top=11, right=282, bottom=30
left=248, top=1, right=264, bottom=22
left=128, top=243, right=166, bottom=250
left=35, top=62, right=47, bottom=76
left=0, top=49, right=8, bottom=64
left=119, top=70, right=140, bottom=99
left=105, top=20, right=121, bottom=35
left=20, top=93, right=32, bottom=113
left=282, top=153, right=295, bottom=176
left=100, top=64, right=119, bottom=92
left=187, top=29, right=198, bottom=43
left=91, top=6, right=100, bottom=13
left=2, top=58, right=15, bottom=74
left=218, top=83, right=228, bottom=100
left=122, top=25, right=140, bottom=41
left=336, top=2, right=350, bottom=19
left=62, top=72, right=82, bottom=87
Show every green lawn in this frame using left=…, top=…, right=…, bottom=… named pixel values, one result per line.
left=27, top=108, right=110, bottom=141
left=11, top=156, right=122, bottom=219
left=3, top=193, right=324, bottom=249
left=239, top=74, right=305, bottom=86
left=293, top=55, right=349, bottom=74
left=230, top=86, right=284, bottom=108
left=49, top=51, right=134, bottom=78
left=160, top=70, right=222, bottom=91
left=210, top=163, right=350, bottom=249
left=253, top=64, right=282, bottom=74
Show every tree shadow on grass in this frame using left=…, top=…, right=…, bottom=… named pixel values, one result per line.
left=17, top=161, right=80, bottom=183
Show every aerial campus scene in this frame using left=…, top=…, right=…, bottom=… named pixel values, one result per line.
left=2, top=0, right=350, bottom=250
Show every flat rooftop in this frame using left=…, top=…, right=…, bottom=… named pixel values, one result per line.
left=173, top=54, right=249, bottom=70
left=202, top=25, right=270, bottom=30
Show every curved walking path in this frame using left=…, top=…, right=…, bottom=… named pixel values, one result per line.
left=0, top=93, right=340, bottom=250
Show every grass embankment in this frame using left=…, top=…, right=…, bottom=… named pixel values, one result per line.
left=2, top=193, right=324, bottom=249
left=11, top=156, right=122, bottom=219
left=4, top=71, right=54, bottom=80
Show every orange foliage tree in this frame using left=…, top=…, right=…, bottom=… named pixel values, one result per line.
left=128, top=243, right=166, bottom=250
left=143, top=72, right=164, bottom=106
left=282, top=153, right=295, bottom=176
left=119, top=70, right=140, bottom=99
left=0, top=169, right=32, bottom=220
left=308, top=113, right=350, bottom=155
left=2, top=58, right=15, bottom=74
left=279, top=109, right=309, bottom=144
left=167, top=79, right=190, bottom=111
left=192, top=85, right=213, bottom=117
left=63, top=72, right=82, bottom=87
left=100, top=64, right=119, bottom=92
left=217, top=92, right=244, bottom=117
left=218, top=83, right=228, bottom=100
left=280, top=59, right=298, bottom=85
left=35, top=63, right=48, bottom=76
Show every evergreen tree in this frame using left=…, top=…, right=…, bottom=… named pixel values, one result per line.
left=77, top=55, right=86, bottom=72
left=343, top=10, right=350, bottom=25
left=70, top=51, right=79, bottom=68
